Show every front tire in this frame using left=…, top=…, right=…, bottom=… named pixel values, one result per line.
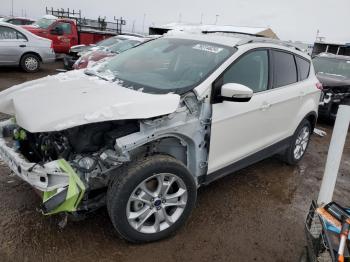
left=283, top=119, right=312, bottom=165
left=107, top=155, right=197, bottom=243
left=20, top=54, right=40, bottom=72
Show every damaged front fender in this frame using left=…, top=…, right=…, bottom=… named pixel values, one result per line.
left=42, top=159, right=85, bottom=215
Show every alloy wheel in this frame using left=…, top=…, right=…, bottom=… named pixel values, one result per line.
left=126, top=173, right=188, bottom=234
left=294, top=126, right=310, bottom=160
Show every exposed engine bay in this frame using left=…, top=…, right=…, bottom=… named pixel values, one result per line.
left=0, top=93, right=211, bottom=215
left=319, top=85, right=350, bottom=119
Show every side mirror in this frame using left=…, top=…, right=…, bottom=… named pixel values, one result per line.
left=220, top=83, right=253, bottom=102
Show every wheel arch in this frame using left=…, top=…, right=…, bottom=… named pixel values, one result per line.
left=303, top=111, right=317, bottom=132
left=19, top=51, right=42, bottom=64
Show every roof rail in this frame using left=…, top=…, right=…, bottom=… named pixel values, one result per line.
left=203, top=31, right=302, bottom=52
left=236, top=36, right=303, bottom=52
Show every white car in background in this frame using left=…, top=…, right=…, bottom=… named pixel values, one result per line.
left=0, top=22, right=55, bottom=72
left=0, top=32, right=320, bottom=242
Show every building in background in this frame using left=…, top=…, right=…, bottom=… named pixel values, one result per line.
left=149, top=22, right=279, bottom=39
left=312, top=41, right=350, bottom=57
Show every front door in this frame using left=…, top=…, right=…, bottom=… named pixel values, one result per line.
left=49, top=21, right=73, bottom=53
left=208, top=49, right=274, bottom=174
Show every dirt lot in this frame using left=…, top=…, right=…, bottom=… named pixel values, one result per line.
left=0, top=62, right=349, bottom=262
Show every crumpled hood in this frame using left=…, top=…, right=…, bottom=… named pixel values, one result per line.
left=0, top=71, right=180, bottom=133
left=316, top=73, right=350, bottom=88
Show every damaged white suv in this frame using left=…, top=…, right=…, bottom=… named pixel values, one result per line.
left=0, top=33, right=320, bottom=243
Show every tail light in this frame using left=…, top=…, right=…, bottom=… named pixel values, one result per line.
left=316, top=82, right=323, bottom=91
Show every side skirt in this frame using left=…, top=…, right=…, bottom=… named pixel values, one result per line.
left=198, top=136, right=292, bottom=186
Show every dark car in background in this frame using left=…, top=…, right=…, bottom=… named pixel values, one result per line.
left=0, top=17, right=35, bottom=25
left=313, top=53, right=350, bottom=120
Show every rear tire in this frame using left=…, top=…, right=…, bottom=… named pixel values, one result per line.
left=283, top=119, right=312, bottom=165
left=20, top=54, right=40, bottom=72
left=107, top=155, right=197, bottom=243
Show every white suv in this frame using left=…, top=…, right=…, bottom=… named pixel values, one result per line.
left=0, top=32, right=321, bottom=242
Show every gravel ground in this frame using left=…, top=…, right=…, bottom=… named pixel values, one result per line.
left=0, top=62, right=349, bottom=262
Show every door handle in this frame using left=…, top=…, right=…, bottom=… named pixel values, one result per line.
left=19, top=44, right=26, bottom=47
left=260, top=103, right=271, bottom=111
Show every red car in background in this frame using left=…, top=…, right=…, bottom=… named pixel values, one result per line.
left=73, top=36, right=146, bottom=69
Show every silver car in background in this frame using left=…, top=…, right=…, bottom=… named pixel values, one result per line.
left=0, top=22, right=55, bottom=72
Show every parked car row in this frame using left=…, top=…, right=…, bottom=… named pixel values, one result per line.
left=313, top=53, right=350, bottom=119
left=0, top=21, right=55, bottom=72
left=0, top=32, right=321, bottom=242
left=64, top=35, right=146, bottom=70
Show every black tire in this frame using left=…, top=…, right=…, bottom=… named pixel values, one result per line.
left=283, top=119, right=312, bottom=165
left=20, top=53, right=40, bottom=72
left=107, top=155, right=197, bottom=243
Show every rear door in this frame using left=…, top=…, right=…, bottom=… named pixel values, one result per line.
left=0, top=25, right=27, bottom=64
left=264, top=50, right=303, bottom=141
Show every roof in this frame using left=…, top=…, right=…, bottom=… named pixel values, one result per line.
left=150, top=22, right=279, bottom=39
left=165, top=32, right=244, bottom=47
left=164, top=31, right=306, bottom=55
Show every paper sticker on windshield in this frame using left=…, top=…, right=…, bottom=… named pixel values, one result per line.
left=192, top=44, right=223, bottom=54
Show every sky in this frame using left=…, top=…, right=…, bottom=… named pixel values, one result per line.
left=2, top=0, right=349, bottom=43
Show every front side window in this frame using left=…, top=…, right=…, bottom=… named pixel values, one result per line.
left=55, top=22, right=72, bottom=34
left=90, top=38, right=234, bottom=94
left=0, top=26, right=27, bottom=40
left=222, top=50, right=269, bottom=93
left=272, top=50, right=297, bottom=88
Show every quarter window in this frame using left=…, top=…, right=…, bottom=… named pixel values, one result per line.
left=295, top=56, right=310, bottom=81
left=222, top=50, right=269, bottom=93
left=272, top=51, right=297, bottom=88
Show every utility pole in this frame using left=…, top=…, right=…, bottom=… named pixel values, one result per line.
left=178, top=13, right=182, bottom=23
left=142, top=13, right=146, bottom=35
left=200, top=13, right=203, bottom=24
left=132, top=20, right=135, bottom=33
left=11, top=0, right=14, bottom=16
left=215, top=14, right=219, bottom=25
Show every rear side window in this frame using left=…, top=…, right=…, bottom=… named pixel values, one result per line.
left=0, top=26, right=27, bottom=40
left=272, top=50, right=297, bottom=88
left=295, top=57, right=310, bottom=81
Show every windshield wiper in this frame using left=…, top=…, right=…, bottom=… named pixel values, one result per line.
left=84, top=69, right=115, bottom=82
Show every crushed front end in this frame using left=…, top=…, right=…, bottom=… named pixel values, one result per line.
left=0, top=118, right=139, bottom=215
left=319, top=85, right=350, bottom=119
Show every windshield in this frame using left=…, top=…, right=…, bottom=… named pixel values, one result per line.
left=92, top=38, right=233, bottom=94
left=109, top=40, right=141, bottom=54
left=33, top=18, right=56, bottom=29
left=313, top=57, right=350, bottom=79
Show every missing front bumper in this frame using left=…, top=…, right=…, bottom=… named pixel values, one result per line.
left=0, top=126, right=85, bottom=215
